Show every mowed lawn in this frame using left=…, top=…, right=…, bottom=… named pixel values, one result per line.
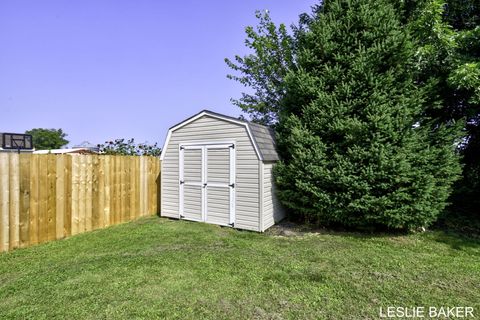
left=0, top=217, right=478, bottom=319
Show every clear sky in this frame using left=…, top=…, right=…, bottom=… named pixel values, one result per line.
left=0, top=0, right=313, bottom=148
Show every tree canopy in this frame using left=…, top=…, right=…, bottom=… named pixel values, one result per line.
left=26, top=128, right=69, bottom=150
left=225, top=11, right=295, bottom=125
left=226, top=0, right=476, bottom=230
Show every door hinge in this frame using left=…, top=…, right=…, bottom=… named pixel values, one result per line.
left=203, top=183, right=207, bottom=188
left=229, top=183, right=235, bottom=188
left=180, top=214, right=185, bottom=219
left=179, top=180, right=184, bottom=185
left=179, top=146, right=185, bottom=150
left=229, top=144, right=235, bottom=149
left=228, top=222, right=234, bottom=227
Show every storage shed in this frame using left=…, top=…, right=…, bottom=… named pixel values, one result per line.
left=160, top=110, right=285, bottom=232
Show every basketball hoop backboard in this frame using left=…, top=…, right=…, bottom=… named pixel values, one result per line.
left=1, top=133, right=33, bottom=150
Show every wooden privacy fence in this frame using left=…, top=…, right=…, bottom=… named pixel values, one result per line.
left=0, top=153, right=161, bottom=252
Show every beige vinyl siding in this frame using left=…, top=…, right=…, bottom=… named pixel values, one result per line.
left=161, top=115, right=261, bottom=231
left=205, top=148, right=230, bottom=225
left=207, top=148, right=229, bottom=183
left=183, top=185, right=202, bottom=221
left=183, top=149, right=202, bottom=182
left=262, top=162, right=285, bottom=231
left=206, top=186, right=230, bottom=225
left=161, top=147, right=180, bottom=218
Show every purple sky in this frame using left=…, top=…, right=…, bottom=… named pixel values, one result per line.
left=0, top=0, right=313, bottom=148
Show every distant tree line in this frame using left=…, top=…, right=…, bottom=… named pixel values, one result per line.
left=25, top=129, right=161, bottom=157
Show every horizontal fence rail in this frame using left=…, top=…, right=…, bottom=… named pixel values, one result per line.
left=0, top=153, right=161, bottom=252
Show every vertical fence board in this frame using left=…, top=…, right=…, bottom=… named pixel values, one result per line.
left=46, top=155, right=56, bottom=242
left=119, top=157, right=125, bottom=223
left=116, top=156, right=121, bottom=223
left=125, top=157, right=131, bottom=221
left=55, top=155, right=65, bottom=239
left=112, top=157, right=117, bottom=225
left=9, top=153, right=20, bottom=250
left=147, top=157, right=152, bottom=215
left=124, top=157, right=130, bottom=221
left=154, top=158, right=160, bottom=214
left=97, top=156, right=105, bottom=229
left=158, top=159, right=161, bottom=213
left=38, top=156, right=48, bottom=243
left=110, top=157, right=115, bottom=225
left=140, top=157, right=145, bottom=216
left=129, top=157, right=136, bottom=220
left=146, top=157, right=151, bottom=215
left=123, top=157, right=128, bottom=222
left=29, top=155, right=39, bottom=245
left=153, top=159, right=156, bottom=214
left=85, top=156, right=93, bottom=232
left=104, top=156, right=111, bottom=227
left=152, top=158, right=157, bottom=214
left=19, top=154, right=31, bottom=248
left=64, top=155, right=72, bottom=237
left=150, top=157, right=155, bottom=215
left=0, top=154, right=9, bottom=252
left=92, top=156, right=99, bottom=230
left=78, top=156, right=86, bottom=233
left=138, top=156, right=143, bottom=216
left=71, top=156, right=80, bottom=235
left=136, top=157, right=141, bottom=217
left=110, top=156, right=115, bottom=225
left=145, top=157, right=149, bottom=216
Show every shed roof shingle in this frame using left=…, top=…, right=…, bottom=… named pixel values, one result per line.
left=247, top=122, right=279, bottom=161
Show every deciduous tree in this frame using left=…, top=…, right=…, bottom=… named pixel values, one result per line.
left=26, top=128, right=69, bottom=150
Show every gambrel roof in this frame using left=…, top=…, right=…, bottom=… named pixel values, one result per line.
left=160, top=110, right=279, bottom=162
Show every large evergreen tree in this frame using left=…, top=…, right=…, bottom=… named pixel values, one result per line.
left=274, top=0, right=462, bottom=230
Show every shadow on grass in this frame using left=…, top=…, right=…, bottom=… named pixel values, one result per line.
left=269, top=219, right=480, bottom=251
left=427, top=230, right=480, bottom=251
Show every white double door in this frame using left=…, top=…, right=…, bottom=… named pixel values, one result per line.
left=179, top=143, right=235, bottom=226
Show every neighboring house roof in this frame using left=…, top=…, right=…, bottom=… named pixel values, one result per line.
left=73, top=141, right=101, bottom=153
left=33, top=148, right=97, bottom=154
left=160, top=110, right=280, bottom=162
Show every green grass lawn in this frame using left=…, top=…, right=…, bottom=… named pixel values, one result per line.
left=0, top=216, right=479, bottom=319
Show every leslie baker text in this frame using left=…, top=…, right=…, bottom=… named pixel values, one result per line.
left=379, top=307, right=475, bottom=318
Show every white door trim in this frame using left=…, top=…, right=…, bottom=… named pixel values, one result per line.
left=179, top=145, right=184, bottom=218
left=179, top=141, right=236, bottom=227
left=179, top=145, right=204, bottom=221
left=202, top=146, right=207, bottom=222
left=229, top=143, right=236, bottom=225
